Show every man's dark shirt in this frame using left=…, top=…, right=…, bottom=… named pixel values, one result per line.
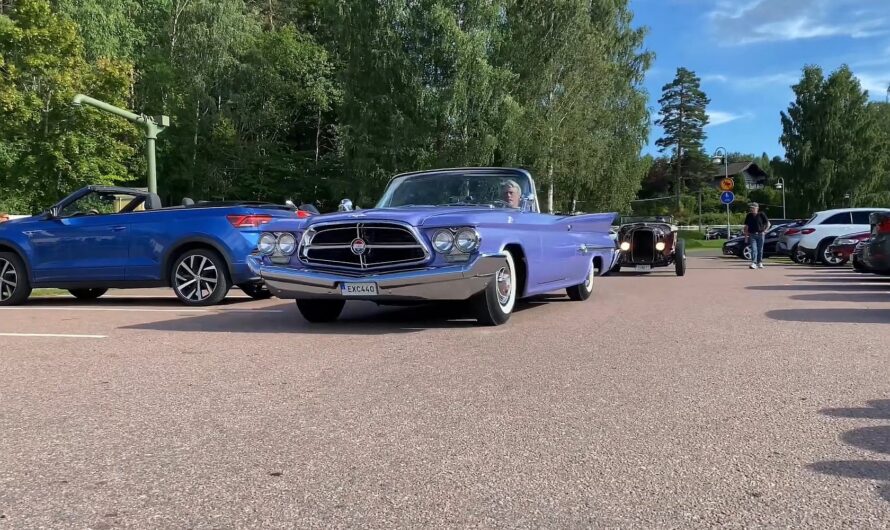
left=744, top=211, right=769, bottom=233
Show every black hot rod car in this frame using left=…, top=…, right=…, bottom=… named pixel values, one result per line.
left=612, top=216, right=686, bottom=276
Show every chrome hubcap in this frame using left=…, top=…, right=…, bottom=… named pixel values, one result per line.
left=496, top=266, right=512, bottom=306
left=0, top=258, right=16, bottom=302
left=175, top=255, right=218, bottom=301
left=824, top=248, right=841, bottom=264
left=585, top=265, right=594, bottom=290
left=743, top=247, right=751, bottom=260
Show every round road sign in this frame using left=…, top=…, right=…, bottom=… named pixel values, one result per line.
left=719, top=178, right=734, bottom=191
left=720, top=191, right=735, bottom=204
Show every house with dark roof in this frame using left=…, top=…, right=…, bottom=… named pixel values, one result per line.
left=711, top=161, right=769, bottom=190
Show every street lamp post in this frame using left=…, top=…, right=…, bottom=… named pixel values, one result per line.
left=775, top=177, right=786, bottom=219
left=71, top=94, right=170, bottom=195
left=712, top=147, right=730, bottom=239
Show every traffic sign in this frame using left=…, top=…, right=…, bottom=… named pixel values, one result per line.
left=719, top=178, right=734, bottom=191
left=720, top=191, right=735, bottom=204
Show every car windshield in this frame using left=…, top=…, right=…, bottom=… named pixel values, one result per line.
left=375, top=170, right=532, bottom=209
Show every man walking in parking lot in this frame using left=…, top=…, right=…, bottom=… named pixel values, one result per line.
left=743, top=202, right=770, bottom=269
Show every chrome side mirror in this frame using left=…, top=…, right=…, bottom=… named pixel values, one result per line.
left=338, top=198, right=353, bottom=212
left=520, top=195, right=536, bottom=213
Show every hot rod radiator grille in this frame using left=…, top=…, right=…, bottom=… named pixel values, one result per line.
left=300, top=222, right=429, bottom=270
left=631, top=230, right=655, bottom=262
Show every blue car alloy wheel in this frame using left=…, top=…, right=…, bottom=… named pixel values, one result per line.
left=0, top=252, right=31, bottom=306
left=172, top=249, right=231, bottom=306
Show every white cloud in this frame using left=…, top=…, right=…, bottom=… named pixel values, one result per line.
left=855, top=72, right=890, bottom=99
left=707, top=110, right=752, bottom=127
left=702, top=74, right=729, bottom=83
left=708, top=0, right=889, bottom=45
left=701, top=71, right=800, bottom=89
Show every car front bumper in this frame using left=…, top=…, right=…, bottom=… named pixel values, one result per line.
left=862, top=240, right=890, bottom=273
left=247, top=254, right=506, bottom=301
left=798, top=245, right=817, bottom=260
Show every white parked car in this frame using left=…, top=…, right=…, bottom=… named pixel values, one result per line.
left=797, top=207, right=890, bottom=265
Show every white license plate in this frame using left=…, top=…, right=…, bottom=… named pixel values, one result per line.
left=635, top=265, right=651, bottom=271
left=340, top=282, right=378, bottom=296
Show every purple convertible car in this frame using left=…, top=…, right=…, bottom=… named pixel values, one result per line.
left=247, top=167, right=619, bottom=326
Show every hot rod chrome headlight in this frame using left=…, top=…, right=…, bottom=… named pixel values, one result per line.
left=620, top=241, right=630, bottom=251
left=277, top=233, right=297, bottom=255
left=258, top=233, right=277, bottom=255
left=454, top=228, right=480, bottom=253
left=432, top=229, right=454, bottom=253
left=655, top=242, right=666, bottom=251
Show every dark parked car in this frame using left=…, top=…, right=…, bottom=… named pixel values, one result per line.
left=826, top=231, right=871, bottom=266
left=614, top=216, right=686, bottom=275
left=721, top=222, right=792, bottom=260
left=852, top=239, right=873, bottom=273
left=860, top=211, right=890, bottom=275
left=0, top=185, right=313, bottom=306
left=705, top=227, right=740, bottom=240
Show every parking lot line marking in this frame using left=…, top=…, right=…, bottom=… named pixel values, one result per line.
left=0, top=307, right=284, bottom=314
left=0, top=333, right=106, bottom=338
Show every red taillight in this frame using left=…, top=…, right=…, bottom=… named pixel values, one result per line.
left=227, top=214, right=273, bottom=228
left=877, top=219, right=890, bottom=234
left=296, top=210, right=312, bottom=218
left=784, top=228, right=801, bottom=236
left=800, top=228, right=816, bottom=235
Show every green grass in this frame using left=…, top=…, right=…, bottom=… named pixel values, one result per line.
left=681, top=238, right=725, bottom=249
left=30, top=288, right=71, bottom=297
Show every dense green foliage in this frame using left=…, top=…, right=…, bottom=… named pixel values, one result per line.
left=779, top=65, right=890, bottom=215
left=0, top=0, right=137, bottom=212
left=0, top=0, right=654, bottom=214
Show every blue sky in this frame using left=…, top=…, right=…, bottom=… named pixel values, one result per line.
left=629, top=0, right=890, bottom=159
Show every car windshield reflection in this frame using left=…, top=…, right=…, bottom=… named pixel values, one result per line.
left=376, top=171, right=532, bottom=209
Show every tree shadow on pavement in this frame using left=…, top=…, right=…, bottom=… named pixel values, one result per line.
left=25, top=296, right=252, bottom=308
left=809, top=400, right=890, bottom=502
left=748, top=284, right=889, bottom=292
left=120, top=300, right=488, bottom=334
left=793, top=277, right=890, bottom=283
left=119, top=296, right=571, bottom=335
left=790, top=292, right=890, bottom=303
left=765, top=308, right=890, bottom=323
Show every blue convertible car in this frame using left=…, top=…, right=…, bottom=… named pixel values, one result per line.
left=248, top=167, right=619, bottom=325
left=0, top=185, right=309, bottom=306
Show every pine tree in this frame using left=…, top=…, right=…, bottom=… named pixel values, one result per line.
left=654, top=67, right=710, bottom=211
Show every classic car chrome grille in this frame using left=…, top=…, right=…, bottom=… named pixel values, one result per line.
left=631, top=230, right=655, bottom=262
left=300, top=222, right=430, bottom=270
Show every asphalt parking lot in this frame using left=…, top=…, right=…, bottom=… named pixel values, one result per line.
left=2, top=253, right=890, bottom=528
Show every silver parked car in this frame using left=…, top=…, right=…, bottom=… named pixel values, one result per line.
left=775, top=219, right=809, bottom=263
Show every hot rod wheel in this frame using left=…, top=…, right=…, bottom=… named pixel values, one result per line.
left=674, top=239, right=687, bottom=276
left=473, top=251, right=517, bottom=326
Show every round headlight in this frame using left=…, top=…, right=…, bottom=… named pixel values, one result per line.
left=620, top=241, right=630, bottom=251
left=258, top=233, right=276, bottom=255
left=655, top=241, right=666, bottom=251
left=277, top=233, right=297, bottom=255
left=454, top=228, right=480, bottom=253
left=432, top=230, right=454, bottom=253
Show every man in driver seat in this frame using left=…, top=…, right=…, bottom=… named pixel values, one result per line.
left=502, top=180, right=521, bottom=208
